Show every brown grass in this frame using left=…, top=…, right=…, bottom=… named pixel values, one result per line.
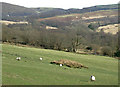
left=96, top=24, right=119, bottom=35
left=37, top=10, right=117, bottom=23
left=0, top=20, right=28, bottom=25
left=50, top=59, right=88, bottom=69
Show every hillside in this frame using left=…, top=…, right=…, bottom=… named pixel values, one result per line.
left=2, top=44, right=118, bottom=85
left=37, top=10, right=118, bottom=33
left=82, top=4, right=118, bottom=12
left=2, top=2, right=119, bottom=58
left=96, top=24, right=119, bottom=35
left=1, top=2, right=37, bottom=21
left=1, top=2, right=118, bottom=20
left=34, top=4, right=118, bottom=18
left=1, top=2, right=37, bottom=15
left=1, top=2, right=119, bottom=85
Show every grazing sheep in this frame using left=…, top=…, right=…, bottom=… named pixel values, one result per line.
left=60, top=64, right=62, bottom=67
left=16, top=57, right=21, bottom=61
left=90, top=75, right=95, bottom=81
left=19, top=57, right=21, bottom=60
left=40, top=57, right=43, bottom=60
left=16, top=57, right=19, bottom=60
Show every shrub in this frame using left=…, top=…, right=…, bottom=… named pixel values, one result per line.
left=86, top=46, right=92, bottom=51
left=50, top=59, right=88, bottom=69
left=114, top=49, right=120, bottom=57
left=101, top=46, right=113, bottom=56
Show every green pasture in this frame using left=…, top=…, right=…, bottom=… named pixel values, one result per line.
left=2, top=44, right=118, bottom=85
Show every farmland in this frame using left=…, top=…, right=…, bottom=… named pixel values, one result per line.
left=2, top=44, right=118, bottom=85
left=1, top=2, right=119, bottom=85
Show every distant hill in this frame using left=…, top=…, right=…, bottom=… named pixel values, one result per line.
left=1, top=2, right=118, bottom=20
left=33, top=4, right=118, bottom=18
left=1, top=2, right=37, bottom=16
left=34, top=8, right=68, bottom=18
left=1, top=2, right=37, bottom=21
left=68, top=4, right=118, bottom=13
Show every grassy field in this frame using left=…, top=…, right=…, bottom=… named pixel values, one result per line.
left=2, top=44, right=118, bottom=85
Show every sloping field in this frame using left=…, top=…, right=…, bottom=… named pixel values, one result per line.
left=96, top=24, right=119, bottom=34
left=81, top=10, right=118, bottom=20
left=37, top=10, right=117, bottom=22
left=2, top=44, right=118, bottom=85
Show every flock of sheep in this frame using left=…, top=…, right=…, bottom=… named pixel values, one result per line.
left=16, top=56, right=95, bottom=81
left=16, top=57, right=43, bottom=61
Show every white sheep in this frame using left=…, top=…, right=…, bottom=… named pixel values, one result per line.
left=19, top=57, right=21, bottom=60
left=16, top=57, right=18, bottom=60
left=60, top=64, right=62, bottom=67
left=16, top=57, right=21, bottom=61
left=40, top=57, right=43, bottom=61
left=90, top=75, right=95, bottom=81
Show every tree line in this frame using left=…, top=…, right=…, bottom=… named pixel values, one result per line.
left=2, top=21, right=120, bottom=57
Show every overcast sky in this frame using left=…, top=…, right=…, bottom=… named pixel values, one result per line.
left=1, top=0, right=119, bottom=9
